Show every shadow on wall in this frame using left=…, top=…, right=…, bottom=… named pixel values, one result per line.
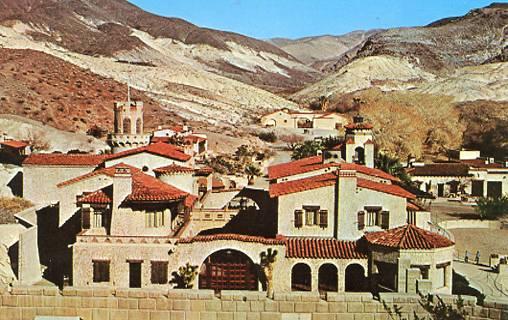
left=452, top=271, right=485, bottom=305
left=7, top=171, right=23, bottom=197
left=36, top=205, right=81, bottom=287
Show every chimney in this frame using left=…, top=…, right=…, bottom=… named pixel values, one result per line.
left=489, top=157, right=495, bottom=164
left=113, top=166, right=132, bottom=208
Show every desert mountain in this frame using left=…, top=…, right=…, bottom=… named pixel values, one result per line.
left=269, top=30, right=381, bottom=71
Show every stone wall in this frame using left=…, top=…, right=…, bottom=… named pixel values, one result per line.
left=0, top=286, right=506, bottom=320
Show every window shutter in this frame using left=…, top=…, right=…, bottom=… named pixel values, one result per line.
left=319, top=210, right=328, bottom=228
left=357, top=211, right=365, bottom=230
left=294, top=210, right=303, bottom=228
left=82, top=208, right=91, bottom=230
left=151, top=261, right=168, bottom=284
left=381, top=211, right=390, bottom=229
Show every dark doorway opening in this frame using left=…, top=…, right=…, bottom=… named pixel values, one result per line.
left=318, top=263, right=338, bottom=292
left=487, top=181, right=502, bottom=199
left=291, top=263, right=312, bottom=291
left=129, top=261, right=142, bottom=288
left=471, top=180, right=484, bottom=197
left=199, top=249, right=258, bottom=291
left=345, top=264, right=367, bottom=292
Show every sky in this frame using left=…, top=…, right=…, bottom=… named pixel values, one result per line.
left=128, top=0, right=500, bottom=39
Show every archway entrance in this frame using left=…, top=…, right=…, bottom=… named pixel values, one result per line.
left=199, top=249, right=258, bottom=291
left=354, top=147, right=365, bottom=164
left=318, top=264, right=338, bottom=292
left=345, top=263, right=367, bottom=292
left=291, top=263, right=311, bottom=291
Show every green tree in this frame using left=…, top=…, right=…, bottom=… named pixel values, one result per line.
left=321, top=136, right=343, bottom=150
left=291, top=140, right=323, bottom=160
left=375, top=153, right=411, bottom=184
left=476, top=196, right=508, bottom=220
left=245, top=163, right=262, bottom=185
left=169, top=263, right=198, bottom=289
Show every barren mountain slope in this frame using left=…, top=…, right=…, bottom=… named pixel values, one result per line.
left=0, top=48, right=183, bottom=133
left=269, top=30, right=380, bottom=68
left=349, top=3, right=508, bottom=73
left=0, top=0, right=320, bottom=93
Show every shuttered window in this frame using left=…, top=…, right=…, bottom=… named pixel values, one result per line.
left=358, top=211, right=365, bottom=230
left=294, top=210, right=303, bottom=228
left=381, top=211, right=390, bottom=229
left=151, top=261, right=168, bottom=284
left=93, top=260, right=110, bottom=283
left=82, top=207, right=91, bottom=230
left=319, top=210, right=328, bottom=228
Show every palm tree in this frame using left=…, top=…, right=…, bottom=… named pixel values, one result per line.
left=375, top=153, right=411, bottom=184
left=245, top=164, right=261, bottom=185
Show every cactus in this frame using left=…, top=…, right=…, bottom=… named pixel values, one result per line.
left=260, top=248, right=278, bottom=298
left=169, top=262, right=198, bottom=289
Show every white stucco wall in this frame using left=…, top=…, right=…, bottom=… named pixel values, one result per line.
left=104, top=153, right=191, bottom=176
left=159, top=173, right=194, bottom=195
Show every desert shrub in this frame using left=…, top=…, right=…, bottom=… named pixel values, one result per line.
left=291, top=140, right=323, bottom=160
left=476, top=196, right=508, bottom=220
left=280, top=134, right=304, bottom=151
left=0, top=196, right=33, bottom=224
left=86, top=125, right=108, bottom=139
left=258, top=131, right=277, bottom=143
left=169, top=263, right=198, bottom=289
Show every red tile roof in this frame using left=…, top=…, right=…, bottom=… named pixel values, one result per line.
left=461, top=159, right=504, bottom=169
left=357, top=178, right=415, bottom=199
left=365, top=224, right=454, bottom=250
left=364, top=139, right=374, bottom=145
left=212, top=177, right=225, bottom=189
left=268, top=156, right=398, bottom=182
left=184, top=135, right=206, bottom=144
left=106, top=142, right=191, bottom=162
left=178, top=233, right=285, bottom=245
left=406, top=202, right=426, bottom=212
left=23, top=153, right=108, bottom=166
left=195, top=166, right=213, bottom=176
left=345, top=123, right=374, bottom=130
left=127, top=172, right=188, bottom=202
left=0, top=140, right=28, bottom=149
left=285, top=238, right=367, bottom=259
left=184, top=195, right=198, bottom=209
left=408, top=163, right=471, bottom=177
left=345, top=138, right=355, bottom=144
left=154, top=164, right=195, bottom=175
left=77, top=187, right=112, bottom=204
left=57, top=163, right=138, bottom=187
left=151, top=136, right=171, bottom=144
left=269, top=173, right=336, bottom=198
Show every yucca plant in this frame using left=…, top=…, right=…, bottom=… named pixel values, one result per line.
left=260, top=248, right=278, bottom=298
left=169, top=263, right=198, bottom=289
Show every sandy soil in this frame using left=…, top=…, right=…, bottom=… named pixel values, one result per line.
left=450, top=228, right=508, bottom=265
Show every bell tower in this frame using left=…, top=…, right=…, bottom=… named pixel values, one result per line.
left=107, top=100, right=150, bottom=153
left=344, top=115, right=375, bottom=168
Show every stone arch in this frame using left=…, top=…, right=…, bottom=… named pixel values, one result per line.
left=122, top=117, right=132, bottom=135
left=345, top=263, right=368, bottom=292
left=318, top=263, right=338, bottom=292
left=198, top=249, right=258, bottom=291
left=354, top=146, right=365, bottom=164
left=291, top=262, right=312, bottom=291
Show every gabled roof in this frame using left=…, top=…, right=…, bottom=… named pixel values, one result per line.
left=57, top=163, right=138, bottom=187
left=105, top=142, right=191, bottom=162
left=78, top=186, right=112, bottom=204
left=23, top=153, right=108, bottom=166
left=365, top=224, right=454, bottom=250
left=285, top=237, right=367, bottom=259
left=268, top=156, right=398, bottom=182
left=0, top=140, right=28, bottom=149
left=194, top=166, right=213, bottom=176
left=269, top=173, right=336, bottom=198
left=178, top=233, right=285, bottom=245
left=153, top=164, right=195, bottom=175
left=356, top=178, right=415, bottom=199
left=408, top=163, right=471, bottom=177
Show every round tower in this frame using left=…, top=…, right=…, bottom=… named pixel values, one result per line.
left=107, top=101, right=151, bottom=153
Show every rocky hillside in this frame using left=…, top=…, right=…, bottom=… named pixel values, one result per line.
left=0, top=0, right=319, bottom=94
left=269, top=30, right=381, bottom=71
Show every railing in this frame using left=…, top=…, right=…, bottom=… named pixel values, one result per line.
left=427, top=221, right=455, bottom=242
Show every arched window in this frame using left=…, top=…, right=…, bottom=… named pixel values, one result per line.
left=345, top=264, right=367, bottom=292
left=318, top=263, right=338, bottom=292
left=122, top=117, right=132, bottom=135
left=354, top=147, right=365, bottom=164
left=136, top=118, right=143, bottom=134
left=291, top=263, right=311, bottom=291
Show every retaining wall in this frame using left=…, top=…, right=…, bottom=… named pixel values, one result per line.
left=439, top=220, right=501, bottom=230
left=1, top=287, right=507, bottom=320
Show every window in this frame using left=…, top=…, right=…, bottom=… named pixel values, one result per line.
left=82, top=207, right=91, bottom=230
left=319, top=210, right=328, bottom=228
left=151, top=261, right=168, bottom=284
left=93, top=209, right=108, bottom=229
left=93, top=260, right=110, bottom=283
left=380, top=211, right=389, bottom=229
left=305, top=210, right=314, bottom=226
left=294, top=210, right=303, bottom=228
left=357, top=211, right=365, bottom=230
left=146, top=211, right=165, bottom=228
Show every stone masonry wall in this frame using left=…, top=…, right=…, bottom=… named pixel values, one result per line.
left=0, top=286, right=506, bottom=320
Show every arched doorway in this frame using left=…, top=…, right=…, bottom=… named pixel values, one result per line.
left=318, top=263, right=338, bottom=292
left=354, top=147, right=365, bottom=164
left=345, top=263, right=367, bottom=292
left=291, top=263, right=311, bottom=291
left=199, top=249, right=258, bottom=291
left=122, top=117, right=132, bottom=134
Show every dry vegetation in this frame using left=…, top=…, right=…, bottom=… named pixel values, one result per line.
left=328, top=88, right=464, bottom=159
left=0, top=196, right=33, bottom=224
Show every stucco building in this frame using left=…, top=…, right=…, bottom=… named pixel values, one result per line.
left=260, top=108, right=347, bottom=131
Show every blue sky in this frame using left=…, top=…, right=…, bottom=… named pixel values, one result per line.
left=129, top=0, right=500, bottom=39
